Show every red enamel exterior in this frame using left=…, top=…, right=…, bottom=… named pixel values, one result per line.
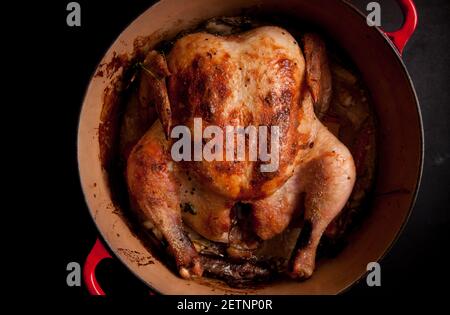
left=385, top=0, right=418, bottom=55
left=83, top=238, right=111, bottom=296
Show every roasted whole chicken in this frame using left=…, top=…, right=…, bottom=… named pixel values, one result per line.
left=126, top=26, right=356, bottom=280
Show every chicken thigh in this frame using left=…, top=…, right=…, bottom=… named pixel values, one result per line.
left=127, top=26, right=355, bottom=279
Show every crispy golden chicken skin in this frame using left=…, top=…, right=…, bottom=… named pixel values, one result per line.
left=126, top=26, right=355, bottom=279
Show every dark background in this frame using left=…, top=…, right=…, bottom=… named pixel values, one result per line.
left=37, top=0, right=449, bottom=298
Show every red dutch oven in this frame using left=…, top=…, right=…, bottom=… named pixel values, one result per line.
left=78, top=0, right=423, bottom=295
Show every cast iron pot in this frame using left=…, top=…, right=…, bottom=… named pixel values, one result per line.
left=78, top=0, right=423, bottom=295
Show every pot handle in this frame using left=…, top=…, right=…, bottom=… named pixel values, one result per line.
left=83, top=238, right=112, bottom=296
left=384, top=0, right=418, bottom=55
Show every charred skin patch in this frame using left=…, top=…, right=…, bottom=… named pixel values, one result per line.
left=168, top=54, right=232, bottom=126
